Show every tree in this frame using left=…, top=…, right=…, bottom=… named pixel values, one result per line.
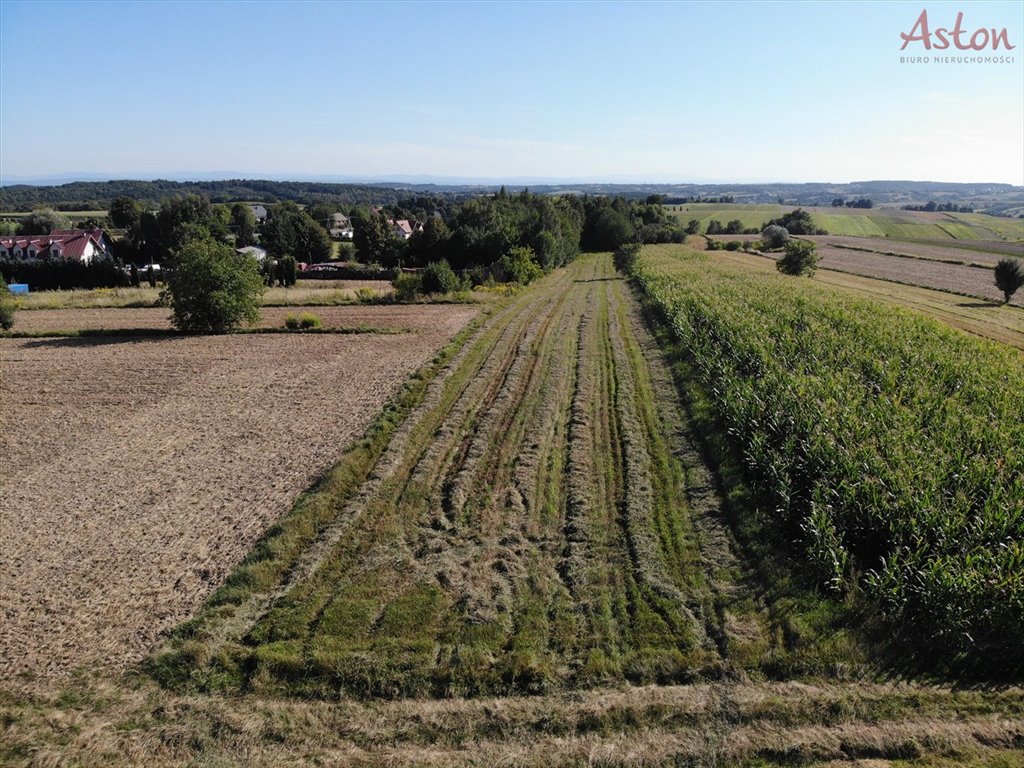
left=0, top=275, right=16, bottom=330
left=685, top=219, right=701, bottom=235
left=705, top=219, right=724, bottom=235
left=994, top=258, right=1024, bottom=304
left=761, top=224, right=790, bottom=249
left=764, top=208, right=826, bottom=235
left=163, top=238, right=265, bottom=332
left=108, top=196, right=143, bottom=230
left=406, top=216, right=450, bottom=267
left=230, top=203, right=257, bottom=247
left=498, top=246, right=543, bottom=285
left=776, top=239, right=819, bottom=276
left=725, top=219, right=744, bottom=234
left=352, top=209, right=402, bottom=266
left=17, top=209, right=70, bottom=235
left=421, top=259, right=461, bottom=294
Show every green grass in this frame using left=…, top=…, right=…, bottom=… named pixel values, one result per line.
left=667, top=204, right=1022, bottom=243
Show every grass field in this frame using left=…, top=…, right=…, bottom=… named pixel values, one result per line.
left=667, top=204, right=1024, bottom=242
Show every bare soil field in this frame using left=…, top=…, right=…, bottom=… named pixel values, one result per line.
left=0, top=306, right=477, bottom=680
left=7, top=304, right=473, bottom=335
left=812, top=246, right=1019, bottom=306
left=805, top=235, right=1022, bottom=266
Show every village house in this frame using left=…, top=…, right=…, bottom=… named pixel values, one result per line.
left=389, top=219, right=422, bottom=240
left=0, top=228, right=113, bottom=264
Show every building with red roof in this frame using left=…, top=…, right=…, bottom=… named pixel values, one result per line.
left=0, top=229, right=113, bottom=264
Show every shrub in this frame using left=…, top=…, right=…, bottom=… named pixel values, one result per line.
left=761, top=224, right=790, bottom=249
left=421, top=259, right=461, bottom=294
left=994, top=258, right=1024, bottom=304
left=354, top=287, right=378, bottom=303
left=392, top=272, right=423, bottom=301
left=298, top=312, right=321, bottom=329
left=497, top=247, right=543, bottom=286
left=725, top=240, right=741, bottom=251
left=284, top=313, right=300, bottom=330
left=0, top=275, right=15, bottom=330
left=776, top=240, right=819, bottom=276
left=613, top=242, right=643, bottom=273
left=164, top=239, right=265, bottom=333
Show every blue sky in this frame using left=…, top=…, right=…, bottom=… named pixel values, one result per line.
left=1, top=1, right=1022, bottom=184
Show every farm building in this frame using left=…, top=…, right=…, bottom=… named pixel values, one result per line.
left=0, top=228, right=113, bottom=264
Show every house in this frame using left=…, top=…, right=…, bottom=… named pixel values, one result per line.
left=235, top=245, right=268, bottom=261
left=388, top=219, right=422, bottom=240
left=249, top=205, right=268, bottom=224
left=330, top=213, right=354, bottom=240
left=0, top=228, right=113, bottom=264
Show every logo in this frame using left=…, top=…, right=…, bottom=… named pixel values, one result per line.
left=900, top=9, right=1014, bottom=51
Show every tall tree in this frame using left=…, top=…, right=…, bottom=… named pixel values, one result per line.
left=230, top=203, right=257, bottom=247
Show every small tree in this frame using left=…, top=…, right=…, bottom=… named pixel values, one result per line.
left=776, top=240, right=819, bottom=276
left=421, top=259, right=461, bottom=294
left=994, top=258, right=1024, bottom=304
left=0, top=275, right=16, bottom=330
left=498, top=246, right=543, bottom=285
left=164, top=239, right=264, bottom=333
left=761, top=224, right=790, bottom=249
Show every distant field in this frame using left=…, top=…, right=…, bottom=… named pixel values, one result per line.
left=804, top=236, right=1022, bottom=267
left=711, top=249, right=1024, bottom=349
left=667, top=203, right=1023, bottom=242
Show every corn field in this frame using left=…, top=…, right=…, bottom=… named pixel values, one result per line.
left=628, top=245, right=1023, bottom=668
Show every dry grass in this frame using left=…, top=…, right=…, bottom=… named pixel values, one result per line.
left=2, top=673, right=1021, bottom=766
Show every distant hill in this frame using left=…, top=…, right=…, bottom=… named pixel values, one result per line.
left=0, top=178, right=1020, bottom=215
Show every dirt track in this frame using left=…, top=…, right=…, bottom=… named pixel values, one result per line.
left=0, top=306, right=477, bottom=680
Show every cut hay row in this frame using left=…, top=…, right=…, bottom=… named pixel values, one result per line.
left=153, top=254, right=765, bottom=697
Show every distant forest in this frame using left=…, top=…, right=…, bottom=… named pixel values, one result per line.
left=0, top=178, right=1021, bottom=216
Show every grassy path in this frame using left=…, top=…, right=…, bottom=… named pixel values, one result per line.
left=154, top=254, right=766, bottom=696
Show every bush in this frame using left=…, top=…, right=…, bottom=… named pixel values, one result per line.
left=994, top=258, right=1024, bottom=304
left=164, top=239, right=265, bottom=333
left=776, top=240, right=820, bottom=276
left=283, top=312, right=321, bottom=330
left=725, top=240, right=741, bottom=251
left=421, top=259, right=461, bottom=294
left=497, top=247, right=543, bottom=285
left=0, top=275, right=15, bottom=330
left=613, top=242, right=643, bottom=273
left=355, top=287, right=378, bottom=303
left=761, top=224, right=790, bottom=249
left=392, top=272, right=423, bottom=301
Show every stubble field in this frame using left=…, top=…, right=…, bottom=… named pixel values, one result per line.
left=0, top=305, right=477, bottom=681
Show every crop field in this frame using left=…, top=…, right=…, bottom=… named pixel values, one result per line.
left=667, top=204, right=1021, bottom=242
left=0, top=306, right=477, bottom=679
left=627, top=245, right=1024, bottom=672
left=712, top=249, right=1024, bottom=350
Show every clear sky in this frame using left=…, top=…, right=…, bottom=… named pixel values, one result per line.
left=1, top=0, right=1022, bottom=184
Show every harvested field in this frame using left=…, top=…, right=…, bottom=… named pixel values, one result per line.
left=805, top=235, right=1022, bottom=266
left=0, top=306, right=477, bottom=680
left=6, top=304, right=474, bottom=335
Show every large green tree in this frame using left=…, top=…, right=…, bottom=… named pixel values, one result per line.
left=17, top=209, right=70, bottom=235
left=164, top=238, right=265, bottom=332
left=994, top=258, right=1024, bottom=304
